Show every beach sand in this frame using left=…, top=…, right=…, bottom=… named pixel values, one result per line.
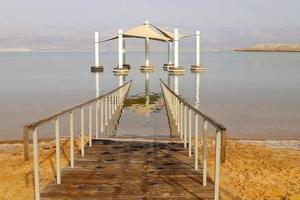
left=0, top=138, right=299, bottom=200
left=0, top=138, right=80, bottom=200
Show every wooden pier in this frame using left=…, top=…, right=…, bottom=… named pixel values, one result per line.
left=41, top=138, right=214, bottom=200
left=24, top=80, right=226, bottom=200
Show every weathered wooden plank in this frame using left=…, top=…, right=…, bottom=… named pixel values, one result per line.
left=41, top=139, right=214, bottom=200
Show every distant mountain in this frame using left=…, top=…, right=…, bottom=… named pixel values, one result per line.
left=234, top=44, right=300, bottom=52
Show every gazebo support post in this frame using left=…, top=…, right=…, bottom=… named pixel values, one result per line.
left=163, top=42, right=174, bottom=70
left=140, top=21, right=155, bottom=73
left=191, top=30, right=205, bottom=72
left=113, top=30, right=129, bottom=75
left=168, top=28, right=184, bottom=75
left=122, top=39, right=131, bottom=69
left=91, top=32, right=103, bottom=72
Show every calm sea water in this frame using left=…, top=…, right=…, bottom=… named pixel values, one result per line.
left=0, top=51, right=299, bottom=140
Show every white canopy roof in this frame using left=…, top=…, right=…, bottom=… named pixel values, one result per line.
left=101, top=23, right=187, bottom=42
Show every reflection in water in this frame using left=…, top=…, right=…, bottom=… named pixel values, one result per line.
left=195, top=72, right=201, bottom=109
left=174, top=75, right=179, bottom=95
left=124, top=72, right=163, bottom=117
left=145, top=72, right=150, bottom=117
left=167, top=73, right=171, bottom=87
left=118, top=75, right=127, bottom=86
left=95, top=73, right=100, bottom=97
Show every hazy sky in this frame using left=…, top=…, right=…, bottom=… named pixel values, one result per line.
left=1, top=0, right=300, bottom=50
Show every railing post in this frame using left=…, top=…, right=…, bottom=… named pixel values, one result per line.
left=177, top=100, right=180, bottom=134
left=69, top=111, right=74, bottom=168
left=96, top=100, right=99, bottom=139
left=111, top=94, right=114, bottom=115
left=108, top=95, right=112, bottom=120
left=194, top=114, right=199, bottom=170
left=214, top=130, right=222, bottom=200
left=203, top=120, right=208, bottom=186
left=180, top=102, right=183, bottom=140
left=184, top=105, right=187, bottom=148
left=188, top=108, right=192, bottom=157
left=23, top=126, right=30, bottom=161
left=105, top=96, right=108, bottom=126
left=221, top=130, right=227, bottom=163
left=32, top=127, right=40, bottom=200
left=55, top=118, right=61, bottom=184
left=100, top=98, right=104, bottom=133
left=89, top=104, right=92, bottom=147
left=80, top=106, right=85, bottom=156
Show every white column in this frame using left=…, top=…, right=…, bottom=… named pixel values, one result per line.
left=174, top=29, right=179, bottom=68
left=168, top=42, right=172, bottom=64
left=118, top=30, right=123, bottom=68
left=95, top=32, right=99, bottom=67
left=195, top=73, right=200, bottom=109
left=145, top=21, right=150, bottom=66
left=145, top=38, right=150, bottom=66
left=196, top=30, right=200, bottom=66
left=123, top=39, right=126, bottom=64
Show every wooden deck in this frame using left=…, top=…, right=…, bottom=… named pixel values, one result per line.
left=41, top=138, right=214, bottom=200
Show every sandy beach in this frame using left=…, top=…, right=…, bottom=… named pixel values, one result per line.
left=0, top=138, right=299, bottom=199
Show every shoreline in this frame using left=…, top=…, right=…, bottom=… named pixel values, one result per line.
left=0, top=138, right=299, bottom=199
left=234, top=49, right=300, bottom=52
left=1, top=137, right=300, bottom=149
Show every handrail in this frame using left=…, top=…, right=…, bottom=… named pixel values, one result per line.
left=23, top=81, right=132, bottom=200
left=24, top=81, right=133, bottom=130
left=160, top=79, right=226, bottom=200
left=160, top=79, right=226, bottom=131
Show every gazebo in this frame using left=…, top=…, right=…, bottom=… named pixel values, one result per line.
left=91, top=21, right=205, bottom=75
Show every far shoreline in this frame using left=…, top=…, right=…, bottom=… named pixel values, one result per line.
left=234, top=43, right=300, bottom=52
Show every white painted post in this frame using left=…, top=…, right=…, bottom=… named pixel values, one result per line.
left=214, top=130, right=222, bottom=200
left=196, top=30, right=200, bottom=66
left=32, top=127, right=40, bottom=200
left=96, top=100, right=99, bottom=139
left=174, top=28, right=179, bottom=68
left=112, top=94, right=115, bottom=115
left=80, top=107, right=85, bottom=156
left=105, top=96, right=108, bottom=125
left=168, top=42, right=172, bottom=64
left=123, top=39, right=126, bottom=65
left=180, top=103, right=183, bottom=140
left=89, top=104, right=92, bottom=147
left=70, top=111, right=74, bottom=168
left=194, top=114, right=199, bottom=170
left=100, top=99, right=104, bottom=133
left=203, top=120, right=208, bottom=186
left=55, top=118, right=61, bottom=184
left=109, top=95, right=112, bottom=120
left=118, top=30, right=123, bottom=68
left=188, top=109, right=192, bottom=157
left=184, top=105, right=187, bottom=148
left=95, top=32, right=99, bottom=67
left=145, top=21, right=150, bottom=66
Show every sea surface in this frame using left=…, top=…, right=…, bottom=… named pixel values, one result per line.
left=0, top=51, right=300, bottom=140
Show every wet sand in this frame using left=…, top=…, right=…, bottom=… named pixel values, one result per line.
left=0, top=138, right=299, bottom=199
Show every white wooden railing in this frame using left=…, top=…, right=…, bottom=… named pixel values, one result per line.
left=160, top=79, right=226, bottom=200
left=23, top=81, right=132, bottom=200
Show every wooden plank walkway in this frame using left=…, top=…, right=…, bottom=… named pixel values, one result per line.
left=41, top=138, right=214, bottom=200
